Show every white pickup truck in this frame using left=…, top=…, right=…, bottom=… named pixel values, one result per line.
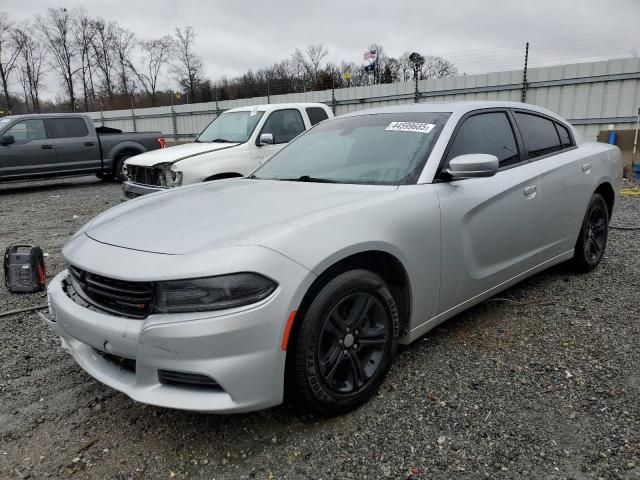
left=122, top=103, right=333, bottom=199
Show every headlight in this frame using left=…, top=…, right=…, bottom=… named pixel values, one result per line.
left=169, top=169, right=183, bottom=187
left=153, top=273, right=277, bottom=313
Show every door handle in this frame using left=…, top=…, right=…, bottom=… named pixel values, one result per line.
left=41, top=144, right=53, bottom=150
left=523, top=185, right=537, bottom=197
left=582, top=163, right=592, bottom=173
left=84, top=141, right=95, bottom=147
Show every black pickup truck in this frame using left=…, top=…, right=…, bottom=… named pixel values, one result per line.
left=0, top=113, right=165, bottom=183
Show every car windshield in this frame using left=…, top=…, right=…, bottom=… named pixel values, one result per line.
left=196, top=110, right=265, bottom=143
left=252, top=112, right=450, bottom=185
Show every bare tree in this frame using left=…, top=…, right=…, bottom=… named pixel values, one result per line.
left=136, top=36, right=173, bottom=105
left=74, top=12, right=97, bottom=111
left=422, top=55, right=457, bottom=79
left=172, top=26, right=203, bottom=101
left=306, top=44, right=328, bottom=83
left=13, top=27, right=45, bottom=112
left=91, top=18, right=116, bottom=101
left=399, top=52, right=412, bottom=82
left=113, top=26, right=137, bottom=99
left=0, top=12, right=22, bottom=112
left=37, top=7, right=80, bottom=110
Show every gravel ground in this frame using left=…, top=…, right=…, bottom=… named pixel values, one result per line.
left=0, top=176, right=639, bottom=480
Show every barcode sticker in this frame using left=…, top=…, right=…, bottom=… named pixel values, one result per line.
left=385, top=122, right=435, bottom=134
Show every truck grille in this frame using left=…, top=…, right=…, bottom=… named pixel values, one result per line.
left=68, top=265, right=153, bottom=318
left=127, top=165, right=161, bottom=186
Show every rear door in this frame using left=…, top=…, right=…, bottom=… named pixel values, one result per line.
left=45, top=117, right=101, bottom=173
left=0, top=118, right=56, bottom=180
left=434, top=109, right=542, bottom=313
left=250, top=108, right=307, bottom=165
left=513, top=110, right=594, bottom=258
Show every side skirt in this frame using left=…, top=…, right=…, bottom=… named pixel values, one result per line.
left=401, top=250, right=574, bottom=344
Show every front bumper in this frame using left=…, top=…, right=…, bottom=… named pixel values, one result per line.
left=45, top=264, right=311, bottom=413
left=122, top=181, right=166, bottom=201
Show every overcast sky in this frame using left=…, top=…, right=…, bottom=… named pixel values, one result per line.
left=3, top=0, right=640, bottom=98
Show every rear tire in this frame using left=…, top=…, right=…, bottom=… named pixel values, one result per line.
left=570, top=193, right=609, bottom=272
left=292, top=269, right=399, bottom=415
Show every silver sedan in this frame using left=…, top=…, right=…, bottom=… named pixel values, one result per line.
left=44, top=101, right=622, bottom=415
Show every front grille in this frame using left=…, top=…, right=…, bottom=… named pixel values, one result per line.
left=127, top=165, right=161, bottom=186
left=68, top=265, right=153, bottom=318
left=158, top=370, right=224, bottom=391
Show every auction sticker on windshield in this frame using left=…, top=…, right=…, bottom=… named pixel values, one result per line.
left=385, top=122, right=435, bottom=134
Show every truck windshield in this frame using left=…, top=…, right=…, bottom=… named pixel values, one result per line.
left=252, top=112, right=451, bottom=185
left=196, top=111, right=265, bottom=143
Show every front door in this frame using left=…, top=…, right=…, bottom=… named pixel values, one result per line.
left=434, top=110, right=542, bottom=314
left=0, top=118, right=57, bottom=180
left=250, top=108, right=306, bottom=166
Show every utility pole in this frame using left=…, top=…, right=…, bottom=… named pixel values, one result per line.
left=521, top=42, right=529, bottom=103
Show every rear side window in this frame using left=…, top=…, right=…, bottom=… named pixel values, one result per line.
left=515, top=113, right=562, bottom=159
left=556, top=123, right=573, bottom=148
left=46, top=118, right=89, bottom=139
left=306, top=107, right=329, bottom=126
left=447, top=112, right=520, bottom=168
left=260, top=109, right=306, bottom=144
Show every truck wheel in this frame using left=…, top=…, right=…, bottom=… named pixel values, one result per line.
left=112, top=155, right=131, bottom=183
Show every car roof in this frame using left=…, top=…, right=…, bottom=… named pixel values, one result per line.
left=339, top=101, right=568, bottom=123
left=226, top=103, right=329, bottom=113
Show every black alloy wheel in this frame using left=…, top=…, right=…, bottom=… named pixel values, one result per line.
left=317, top=292, right=389, bottom=394
left=292, top=269, right=400, bottom=415
left=571, top=193, right=609, bottom=272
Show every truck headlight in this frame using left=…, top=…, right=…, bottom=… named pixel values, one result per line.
left=153, top=273, right=277, bottom=313
left=170, top=169, right=183, bottom=187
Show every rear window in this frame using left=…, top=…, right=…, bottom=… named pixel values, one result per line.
left=46, top=118, right=89, bottom=138
left=514, top=112, right=562, bottom=159
left=306, top=107, right=329, bottom=126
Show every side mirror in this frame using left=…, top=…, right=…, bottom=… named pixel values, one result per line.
left=1, top=134, right=15, bottom=145
left=258, top=133, right=274, bottom=146
left=446, top=154, right=499, bottom=179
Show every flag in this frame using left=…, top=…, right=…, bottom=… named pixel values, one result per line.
left=363, top=49, right=378, bottom=62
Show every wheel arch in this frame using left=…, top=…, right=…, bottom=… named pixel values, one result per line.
left=594, top=181, right=615, bottom=217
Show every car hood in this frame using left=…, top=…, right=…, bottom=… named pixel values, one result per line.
left=85, top=179, right=398, bottom=255
left=125, top=141, right=241, bottom=167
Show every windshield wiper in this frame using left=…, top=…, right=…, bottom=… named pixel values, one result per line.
left=210, top=138, right=235, bottom=143
left=282, top=175, right=339, bottom=183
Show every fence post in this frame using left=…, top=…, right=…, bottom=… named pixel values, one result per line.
left=171, top=104, right=178, bottom=139
left=331, top=75, right=336, bottom=114
left=521, top=42, right=529, bottom=103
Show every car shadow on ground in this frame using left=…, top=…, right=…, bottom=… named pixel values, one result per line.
left=0, top=176, right=107, bottom=195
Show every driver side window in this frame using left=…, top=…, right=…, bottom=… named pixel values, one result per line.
left=447, top=112, right=520, bottom=168
left=5, top=119, right=47, bottom=145
left=260, top=109, right=305, bottom=144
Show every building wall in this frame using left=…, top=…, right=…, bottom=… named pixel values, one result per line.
left=88, top=57, right=640, bottom=143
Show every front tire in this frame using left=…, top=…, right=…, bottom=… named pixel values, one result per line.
left=571, top=193, right=609, bottom=272
left=292, top=269, right=399, bottom=415
left=112, top=155, right=132, bottom=182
